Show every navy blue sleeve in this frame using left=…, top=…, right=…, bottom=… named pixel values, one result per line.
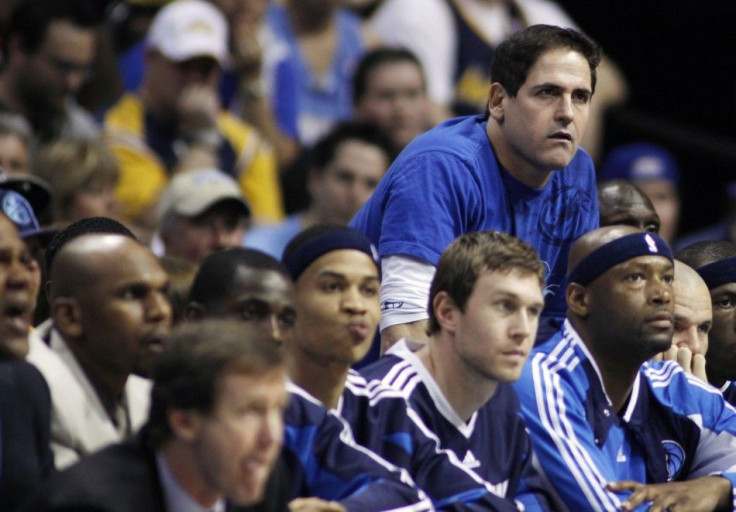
left=283, top=386, right=432, bottom=511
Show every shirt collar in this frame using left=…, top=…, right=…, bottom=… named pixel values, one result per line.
left=156, top=451, right=226, bottom=512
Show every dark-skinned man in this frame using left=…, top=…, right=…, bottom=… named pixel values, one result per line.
left=515, top=225, right=736, bottom=511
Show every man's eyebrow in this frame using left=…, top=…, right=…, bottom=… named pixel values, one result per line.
left=317, top=270, right=380, bottom=281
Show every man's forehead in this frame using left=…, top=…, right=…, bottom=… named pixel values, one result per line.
left=0, top=215, right=23, bottom=245
left=233, top=266, right=292, bottom=291
left=607, top=254, right=673, bottom=273
left=710, top=281, right=736, bottom=296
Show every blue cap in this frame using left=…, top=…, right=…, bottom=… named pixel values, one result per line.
left=0, top=189, right=43, bottom=238
left=599, top=143, right=679, bottom=185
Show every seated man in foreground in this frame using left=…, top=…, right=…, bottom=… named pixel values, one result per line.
left=30, top=320, right=289, bottom=510
left=362, top=230, right=553, bottom=510
left=515, top=226, right=736, bottom=511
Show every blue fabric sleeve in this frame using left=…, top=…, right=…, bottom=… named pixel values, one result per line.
left=377, top=151, right=482, bottom=265
left=283, top=390, right=431, bottom=511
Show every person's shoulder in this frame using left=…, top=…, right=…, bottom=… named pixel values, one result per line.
left=360, top=343, right=421, bottom=392
left=37, top=437, right=159, bottom=509
left=394, top=116, right=492, bottom=172
left=217, top=111, right=265, bottom=141
left=642, top=361, right=730, bottom=415
left=104, top=93, right=145, bottom=135
left=244, top=216, right=302, bottom=259
left=522, top=329, right=584, bottom=381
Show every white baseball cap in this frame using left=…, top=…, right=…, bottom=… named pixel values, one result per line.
left=146, top=0, right=228, bottom=64
left=158, top=168, right=250, bottom=221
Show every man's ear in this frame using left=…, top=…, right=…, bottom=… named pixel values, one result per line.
left=167, top=409, right=203, bottom=442
left=433, top=291, right=460, bottom=334
left=52, top=297, right=83, bottom=340
left=487, top=83, right=507, bottom=123
left=185, top=302, right=205, bottom=321
left=566, top=283, right=590, bottom=318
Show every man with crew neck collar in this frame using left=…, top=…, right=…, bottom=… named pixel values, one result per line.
left=515, top=226, right=736, bottom=511
left=351, top=24, right=601, bottom=351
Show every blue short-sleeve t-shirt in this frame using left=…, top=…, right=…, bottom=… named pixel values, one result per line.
left=350, top=115, right=599, bottom=328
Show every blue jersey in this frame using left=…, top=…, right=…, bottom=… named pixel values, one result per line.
left=350, top=115, right=598, bottom=338
left=361, top=341, right=552, bottom=511
left=337, top=370, right=519, bottom=511
left=514, top=320, right=736, bottom=511
left=283, top=383, right=432, bottom=511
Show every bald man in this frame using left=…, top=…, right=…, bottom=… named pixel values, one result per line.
left=597, top=179, right=660, bottom=233
left=28, top=234, right=172, bottom=468
left=678, top=240, right=736, bottom=405
left=515, top=226, right=736, bottom=511
left=653, top=261, right=711, bottom=382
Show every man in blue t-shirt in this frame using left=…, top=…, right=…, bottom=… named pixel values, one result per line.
left=351, top=24, right=601, bottom=351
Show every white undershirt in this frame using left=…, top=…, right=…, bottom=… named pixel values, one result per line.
left=379, top=254, right=436, bottom=331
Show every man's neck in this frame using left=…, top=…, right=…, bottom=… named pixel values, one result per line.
left=161, top=443, right=222, bottom=508
left=418, top=334, right=497, bottom=422
left=66, top=337, right=130, bottom=418
left=486, top=120, right=553, bottom=189
left=288, top=347, right=348, bottom=410
left=574, top=322, right=641, bottom=414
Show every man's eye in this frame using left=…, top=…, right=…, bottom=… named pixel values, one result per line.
left=715, top=297, right=735, bottom=309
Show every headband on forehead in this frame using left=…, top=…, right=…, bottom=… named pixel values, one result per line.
left=696, top=256, right=736, bottom=290
left=282, top=228, right=380, bottom=281
left=567, top=232, right=673, bottom=286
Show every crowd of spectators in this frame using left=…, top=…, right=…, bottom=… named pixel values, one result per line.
left=2, top=0, right=736, bottom=511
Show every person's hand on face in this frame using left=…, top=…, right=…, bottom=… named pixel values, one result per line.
left=176, top=83, right=219, bottom=136
left=652, top=345, right=707, bottom=382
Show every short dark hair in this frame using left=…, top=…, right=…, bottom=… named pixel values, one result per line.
left=353, top=47, right=426, bottom=104
left=677, top=241, right=736, bottom=270
left=189, top=248, right=290, bottom=307
left=308, top=120, right=397, bottom=175
left=427, top=231, right=545, bottom=334
left=147, top=319, right=285, bottom=447
left=491, top=24, right=601, bottom=98
left=5, top=0, right=101, bottom=57
left=45, top=217, right=136, bottom=273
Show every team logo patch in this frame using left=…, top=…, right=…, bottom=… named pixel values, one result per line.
left=2, top=193, right=31, bottom=226
left=662, top=440, right=685, bottom=481
left=381, top=300, right=405, bottom=310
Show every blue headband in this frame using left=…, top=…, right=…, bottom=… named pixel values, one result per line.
left=567, top=232, right=673, bottom=286
left=696, top=257, right=736, bottom=290
left=282, top=228, right=379, bottom=281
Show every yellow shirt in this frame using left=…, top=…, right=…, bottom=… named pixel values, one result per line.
left=104, top=94, right=284, bottom=223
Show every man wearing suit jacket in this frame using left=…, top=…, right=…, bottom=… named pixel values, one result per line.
left=29, top=320, right=290, bottom=511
